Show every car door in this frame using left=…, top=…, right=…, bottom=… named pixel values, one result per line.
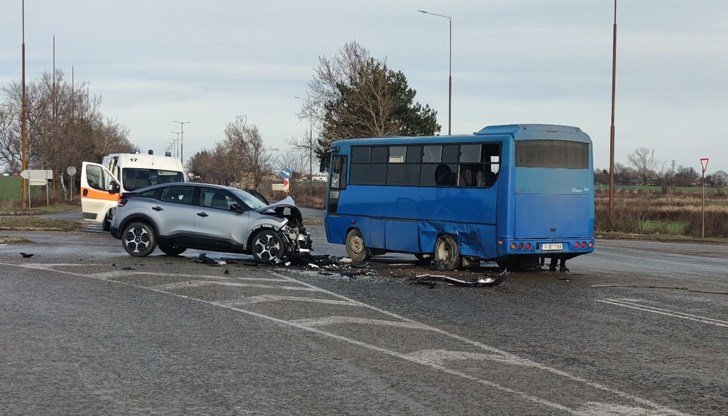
left=154, top=185, right=198, bottom=241
left=195, top=187, right=250, bottom=249
left=80, top=162, right=120, bottom=223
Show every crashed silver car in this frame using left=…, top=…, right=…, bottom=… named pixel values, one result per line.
left=109, top=183, right=311, bottom=262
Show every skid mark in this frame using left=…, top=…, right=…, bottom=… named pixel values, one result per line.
left=1, top=262, right=690, bottom=416
left=290, top=316, right=431, bottom=331
left=597, top=299, right=728, bottom=328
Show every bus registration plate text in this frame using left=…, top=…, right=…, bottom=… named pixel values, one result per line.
left=542, top=243, right=563, bottom=251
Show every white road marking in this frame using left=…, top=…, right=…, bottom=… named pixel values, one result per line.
left=597, top=298, right=728, bottom=328
left=406, top=349, right=536, bottom=368
left=290, top=316, right=431, bottom=330
left=151, top=281, right=212, bottom=291
left=0, top=262, right=689, bottom=416
left=94, top=270, right=286, bottom=283
left=223, top=295, right=357, bottom=307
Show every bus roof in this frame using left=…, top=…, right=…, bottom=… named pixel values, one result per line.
left=331, top=124, right=590, bottom=148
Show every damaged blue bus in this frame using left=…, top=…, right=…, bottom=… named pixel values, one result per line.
left=324, top=124, right=594, bottom=271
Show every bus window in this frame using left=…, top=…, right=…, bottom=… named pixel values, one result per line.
left=422, top=145, right=442, bottom=162
left=389, top=146, right=406, bottom=163
left=420, top=163, right=457, bottom=187
left=458, top=143, right=500, bottom=188
left=516, top=140, right=589, bottom=169
left=350, top=146, right=386, bottom=185
left=442, top=145, right=459, bottom=163
left=329, top=156, right=347, bottom=190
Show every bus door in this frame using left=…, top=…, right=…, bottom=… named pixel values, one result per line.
left=327, top=154, right=347, bottom=214
left=80, top=162, right=121, bottom=223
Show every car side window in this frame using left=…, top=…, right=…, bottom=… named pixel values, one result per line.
left=159, top=186, right=195, bottom=205
left=200, top=188, right=237, bottom=210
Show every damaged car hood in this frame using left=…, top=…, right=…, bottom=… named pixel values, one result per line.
left=255, top=196, right=303, bottom=224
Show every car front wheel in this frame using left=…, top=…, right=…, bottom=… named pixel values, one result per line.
left=251, top=230, right=286, bottom=263
left=122, top=221, right=157, bottom=257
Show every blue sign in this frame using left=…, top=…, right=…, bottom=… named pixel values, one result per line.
left=279, top=167, right=293, bottom=179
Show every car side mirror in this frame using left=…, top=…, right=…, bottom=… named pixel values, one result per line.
left=108, top=181, right=120, bottom=194
left=229, top=203, right=245, bottom=213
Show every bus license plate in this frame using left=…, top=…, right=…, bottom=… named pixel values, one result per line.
left=542, top=243, right=563, bottom=251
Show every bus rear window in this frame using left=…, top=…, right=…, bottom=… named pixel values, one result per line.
left=515, top=140, right=589, bottom=169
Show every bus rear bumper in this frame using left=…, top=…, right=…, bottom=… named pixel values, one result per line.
left=497, top=238, right=594, bottom=257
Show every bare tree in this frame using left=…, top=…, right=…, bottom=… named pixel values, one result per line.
left=627, top=147, right=657, bottom=186
left=0, top=104, right=21, bottom=173
left=278, top=146, right=306, bottom=177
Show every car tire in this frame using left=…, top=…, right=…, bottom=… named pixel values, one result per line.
left=122, top=221, right=157, bottom=257
left=434, top=234, right=461, bottom=271
left=251, top=229, right=286, bottom=263
left=345, top=229, right=371, bottom=264
left=159, top=243, right=186, bottom=256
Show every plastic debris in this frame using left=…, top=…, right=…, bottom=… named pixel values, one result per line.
left=20, top=252, right=34, bottom=258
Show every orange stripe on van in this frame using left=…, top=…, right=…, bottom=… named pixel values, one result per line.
left=81, top=187, right=121, bottom=202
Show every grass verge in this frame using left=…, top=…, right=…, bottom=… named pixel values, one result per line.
left=596, top=231, right=728, bottom=244
left=0, top=235, right=32, bottom=244
left=0, top=216, right=80, bottom=231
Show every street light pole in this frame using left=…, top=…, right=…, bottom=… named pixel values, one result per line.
left=20, top=0, right=29, bottom=208
left=172, top=121, right=189, bottom=163
left=608, top=0, right=618, bottom=219
left=418, top=9, right=452, bottom=135
left=295, top=96, right=315, bottom=198
left=170, top=131, right=180, bottom=158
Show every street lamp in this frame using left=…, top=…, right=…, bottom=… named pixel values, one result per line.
left=20, top=0, right=28, bottom=208
left=418, top=9, right=452, bottom=135
left=608, top=0, right=618, bottom=218
left=172, top=121, right=189, bottom=162
left=170, top=131, right=180, bottom=159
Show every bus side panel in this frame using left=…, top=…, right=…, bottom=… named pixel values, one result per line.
left=325, top=215, right=349, bottom=245
left=418, top=221, right=497, bottom=259
left=385, top=220, right=418, bottom=252
left=368, top=218, right=386, bottom=249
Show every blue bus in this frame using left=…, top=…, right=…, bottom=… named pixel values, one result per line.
left=324, top=124, right=594, bottom=271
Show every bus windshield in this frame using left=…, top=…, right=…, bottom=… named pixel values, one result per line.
left=122, top=168, right=185, bottom=191
left=515, top=140, right=589, bottom=169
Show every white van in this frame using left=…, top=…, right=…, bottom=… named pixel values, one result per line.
left=81, top=152, right=186, bottom=230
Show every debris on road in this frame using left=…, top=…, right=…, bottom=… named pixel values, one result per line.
left=412, top=269, right=508, bottom=288
left=20, top=252, right=34, bottom=258
left=196, top=253, right=226, bottom=266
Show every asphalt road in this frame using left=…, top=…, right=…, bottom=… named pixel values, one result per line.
left=0, top=220, right=726, bottom=415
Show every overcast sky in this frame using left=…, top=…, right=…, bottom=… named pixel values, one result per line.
left=1, top=0, right=726, bottom=172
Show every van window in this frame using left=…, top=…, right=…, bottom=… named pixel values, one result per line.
left=122, top=169, right=185, bottom=191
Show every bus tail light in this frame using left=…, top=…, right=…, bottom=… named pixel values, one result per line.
left=588, top=241, right=594, bottom=248
left=581, top=241, right=587, bottom=249
left=574, top=241, right=580, bottom=249
left=525, top=242, right=532, bottom=250
left=509, top=242, right=517, bottom=250
left=517, top=242, right=524, bottom=250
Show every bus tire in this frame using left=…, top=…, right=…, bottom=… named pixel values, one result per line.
left=345, top=229, right=371, bottom=264
left=434, top=235, right=461, bottom=271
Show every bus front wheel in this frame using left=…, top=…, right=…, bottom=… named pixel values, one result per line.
left=345, top=229, right=371, bottom=264
left=434, top=235, right=461, bottom=271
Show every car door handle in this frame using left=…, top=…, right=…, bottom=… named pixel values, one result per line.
left=197, top=212, right=208, bottom=217
left=152, top=206, right=163, bottom=211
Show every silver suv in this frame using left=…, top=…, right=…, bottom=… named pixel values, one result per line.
left=109, top=183, right=311, bottom=262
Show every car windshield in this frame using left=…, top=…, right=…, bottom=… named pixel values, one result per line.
left=229, top=188, right=268, bottom=210
left=122, top=168, right=185, bottom=191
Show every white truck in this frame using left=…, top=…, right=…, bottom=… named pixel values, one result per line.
left=81, top=152, right=186, bottom=230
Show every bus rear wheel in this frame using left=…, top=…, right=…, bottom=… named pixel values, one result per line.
left=434, top=235, right=461, bottom=271
left=345, top=229, right=370, bottom=264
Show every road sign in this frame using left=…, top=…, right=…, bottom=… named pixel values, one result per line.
left=283, top=178, right=290, bottom=193
left=20, top=169, right=53, bottom=180
left=279, top=167, right=293, bottom=179
left=66, top=166, right=77, bottom=176
left=700, top=158, right=709, bottom=173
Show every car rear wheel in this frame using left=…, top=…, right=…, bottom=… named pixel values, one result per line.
left=434, top=234, right=461, bottom=271
left=345, top=229, right=370, bottom=264
left=122, top=221, right=157, bottom=257
left=159, top=243, right=186, bottom=256
left=251, top=230, right=286, bottom=263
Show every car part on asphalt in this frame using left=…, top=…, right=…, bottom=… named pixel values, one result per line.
left=20, top=252, right=34, bottom=258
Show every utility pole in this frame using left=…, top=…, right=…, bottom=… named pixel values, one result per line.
left=608, top=0, right=618, bottom=219
left=20, top=0, right=29, bottom=208
left=700, top=158, right=709, bottom=238
left=295, top=96, right=315, bottom=198
left=172, top=121, right=189, bottom=162
left=170, top=131, right=180, bottom=158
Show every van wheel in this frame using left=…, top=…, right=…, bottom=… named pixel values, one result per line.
left=251, top=230, right=286, bottom=263
left=345, top=229, right=370, bottom=264
left=159, top=243, right=187, bottom=256
left=122, top=221, right=157, bottom=257
left=434, top=235, right=461, bottom=271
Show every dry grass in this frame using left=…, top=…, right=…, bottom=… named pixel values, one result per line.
left=0, top=235, right=32, bottom=244
left=595, top=190, right=728, bottom=238
left=0, top=216, right=80, bottom=231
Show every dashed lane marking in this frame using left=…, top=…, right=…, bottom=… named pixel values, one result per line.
left=0, top=262, right=690, bottom=416
left=597, top=298, right=728, bottom=328
left=222, top=295, right=357, bottom=307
